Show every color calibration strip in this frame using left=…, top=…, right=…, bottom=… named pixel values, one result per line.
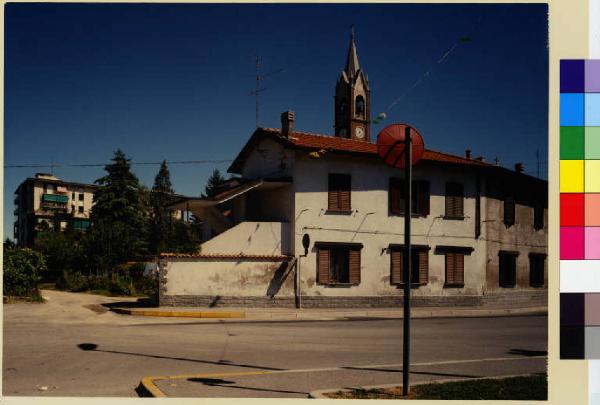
left=560, top=59, right=600, bottom=359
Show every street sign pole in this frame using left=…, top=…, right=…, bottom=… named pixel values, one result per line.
left=376, top=123, right=423, bottom=398
left=402, top=126, right=412, bottom=397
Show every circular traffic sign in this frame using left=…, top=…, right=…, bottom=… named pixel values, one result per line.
left=376, top=124, right=424, bottom=169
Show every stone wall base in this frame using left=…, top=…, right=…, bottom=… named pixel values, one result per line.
left=159, top=290, right=547, bottom=308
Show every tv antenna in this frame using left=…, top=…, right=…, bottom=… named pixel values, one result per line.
left=249, top=56, right=284, bottom=128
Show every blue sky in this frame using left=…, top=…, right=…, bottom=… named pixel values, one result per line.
left=4, top=3, right=548, bottom=240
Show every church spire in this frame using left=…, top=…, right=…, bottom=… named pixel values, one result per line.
left=334, top=27, right=371, bottom=142
left=345, top=26, right=360, bottom=78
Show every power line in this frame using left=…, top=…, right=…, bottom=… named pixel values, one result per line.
left=4, top=159, right=233, bottom=169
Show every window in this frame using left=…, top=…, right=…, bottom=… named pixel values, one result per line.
left=390, top=245, right=429, bottom=286
left=389, top=178, right=430, bottom=216
left=534, top=203, right=544, bottom=230
left=328, top=174, right=351, bottom=212
left=79, top=193, right=84, bottom=201
left=499, top=251, right=518, bottom=288
left=355, top=95, right=365, bottom=118
left=445, top=182, right=464, bottom=218
left=504, top=195, right=515, bottom=226
left=529, top=253, right=546, bottom=287
left=445, top=253, right=465, bottom=287
left=78, top=206, right=84, bottom=214
left=435, top=246, right=473, bottom=287
left=72, top=192, right=75, bottom=199
left=316, top=243, right=361, bottom=285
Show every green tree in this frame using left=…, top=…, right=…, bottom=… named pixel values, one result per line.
left=3, top=247, right=47, bottom=298
left=204, top=168, right=226, bottom=197
left=34, top=230, right=82, bottom=282
left=88, top=150, right=148, bottom=273
left=149, top=160, right=175, bottom=254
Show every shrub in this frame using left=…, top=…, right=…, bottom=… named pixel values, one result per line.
left=3, top=248, right=47, bottom=298
left=56, top=262, right=157, bottom=297
left=35, top=231, right=83, bottom=282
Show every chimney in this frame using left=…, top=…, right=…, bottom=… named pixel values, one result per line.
left=465, top=149, right=472, bottom=159
left=515, top=163, right=525, bottom=173
left=281, top=110, right=295, bottom=138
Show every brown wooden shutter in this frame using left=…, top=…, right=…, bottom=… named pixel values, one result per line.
left=418, top=250, right=429, bottom=285
left=328, top=174, right=351, bottom=211
left=328, top=175, right=339, bottom=211
left=317, top=248, right=330, bottom=284
left=339, top=175, right=351, bottom=212
left=445, top=183, right=464, bottom=217
left=445, top=252, right=464, bottom=285
left=446, top=253, right=456, bottom=285
left=349, top=248, right=361, bottom=285
left=454, top=253, right=464, bottom=284
left=390, top=248, right=402, bottom=284
left=389, top=178, right=402, bottom=215
left=418, top=181, right=430, bottom=216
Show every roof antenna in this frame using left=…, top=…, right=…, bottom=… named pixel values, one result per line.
left=249, top=56, right=284, bottom=128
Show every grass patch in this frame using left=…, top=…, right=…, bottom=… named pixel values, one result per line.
left=325, top=375, right=547, bottom=400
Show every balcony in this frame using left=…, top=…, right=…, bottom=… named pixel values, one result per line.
left=40, top=193, right=68, bottom=211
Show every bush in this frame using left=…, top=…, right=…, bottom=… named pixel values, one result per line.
left=35, top=231, right=83, bottom=282
left=56, top=262, right=157, bottom=297
left=3, top=248, right=47, bottom=298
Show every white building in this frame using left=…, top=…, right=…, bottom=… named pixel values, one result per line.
left=160, top=33, right=547, bottom=308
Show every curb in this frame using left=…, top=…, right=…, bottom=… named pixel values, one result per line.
left=113, top=307, right=547, bottom=321
left=111, top=308, right=245, bottom=318
left=308, top=373, right=542, bottom=399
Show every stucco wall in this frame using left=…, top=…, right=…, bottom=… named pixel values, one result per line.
left=293, top=154, right=487, bottom=297
left=200, top=221, right=291, bottom=256
left=163, top=258, right=294, bottom=297
left=483, top=196, right=548, bottom=291
left=241, top=138, right=294, bottom=180
left=245, top=186, right=292, bottom=222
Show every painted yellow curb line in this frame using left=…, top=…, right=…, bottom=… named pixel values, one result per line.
left=138, top=370, right=275, bottom=397
left=113, top=308, right=246, bottom=319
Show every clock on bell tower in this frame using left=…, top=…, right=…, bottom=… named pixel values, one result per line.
left=334, top=28, right=371, bottom=142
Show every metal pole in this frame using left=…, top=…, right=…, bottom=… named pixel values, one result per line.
left=403, top=126, right=412, bottom=396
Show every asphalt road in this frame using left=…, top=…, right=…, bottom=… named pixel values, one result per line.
left=3, top=290, right=547, bottom=397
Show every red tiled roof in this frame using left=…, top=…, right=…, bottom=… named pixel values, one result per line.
left=160, top=252, right=292, bottom=261
left=258, top=127, right=490, bottom=167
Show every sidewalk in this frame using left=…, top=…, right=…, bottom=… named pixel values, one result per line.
left=112, top=305, right=547, bottom=321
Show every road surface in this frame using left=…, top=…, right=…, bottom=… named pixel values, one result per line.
left=3, top=290, right=547, bottom=397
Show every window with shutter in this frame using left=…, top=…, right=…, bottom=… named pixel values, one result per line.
left=529, top=253, right=546, bottom=287
left=533, top=203, right=544, bottom=230
left=316, top=243, right=362, bottom=286
left=445, top=182, right=464, bottom=218
left=390, top=246, right=429, bottom=286
left=504, top=195, right=516, bottom=226
left=328, top=174, right=351, bottom=212
left=445, top=252, right=465, bottom=287
left=499, top=251, right=518, bottom=288
left=389, top=178, right=429, bottom=216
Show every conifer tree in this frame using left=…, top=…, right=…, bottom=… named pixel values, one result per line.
left=204, top=169, right=226, bottom=197
left=149, top=160, right=175, bottom=254
left=88, top=150, right=148, bottom=272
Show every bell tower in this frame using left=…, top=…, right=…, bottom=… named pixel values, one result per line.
left=334, top=28, right=371, bottom=142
